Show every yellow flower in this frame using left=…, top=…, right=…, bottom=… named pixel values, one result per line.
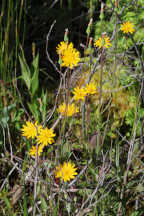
left=55, top=161, right=78, bottom=182
left=57, top=102, right=78, bottom=117
left=21, top=121, right=42, bottom=139
left=85, top=82, right=97, bottom=95
left=120, top=21, right=134, bottom=34
left=56, top=41, right=80, bottom=69
left=29, top=144, right=44, bottom=157
left=37, top=127, right=56, bottom=146
left=94, top=36, right=111, bottom=49
left=61, top=46, right=80, bottom=69
left=72, top=86, right=87, bottom=101
left=56, top=41, right=68, bottom=55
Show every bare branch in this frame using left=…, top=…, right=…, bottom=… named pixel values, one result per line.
left=46, top=20, right=61, bottom=74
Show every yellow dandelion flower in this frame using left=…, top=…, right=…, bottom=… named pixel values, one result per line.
left=37, top=127, right=56, bottom=146
left=61, top=48, right=80, bottom=69
left=55, top=161, right=78, bottom=182
left=57, top=103, right=78, bottom=117
left=21, top=121, right=42, bottom=139
left=94, top=36, right=111, bottom=49
left=29, top=144, right=44, bottom=157
left=72, top=86, right=87, bottom=101
left=56, top=41, right=68, bottom=55
left=56, top=41, right=80, bottom=69
left=120, top=21, right=134, bottom=34
left=85, top=82, right=97, bottom=95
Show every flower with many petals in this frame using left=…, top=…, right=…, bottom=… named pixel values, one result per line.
left=37, top=127, right=56, bottom=146
left=94, top=36, right=111, bottom=49
left=58, top=102, right=78, bottom=117
left=21, top=121, right=42, bottom=139
left=29, top=144, right=44, bottom=157
left=56, top=41, right=68, bottom=55
left=120, top=21, right=134, bottom=34
left=56, top=41, right=80, bottom=69
left=55, top=161, right=78, bottom=182
left=85, top=82, right=97, bottom=95
left=72, top=86, right=87, bottom=101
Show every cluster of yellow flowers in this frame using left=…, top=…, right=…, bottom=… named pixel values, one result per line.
left=72, top=82, right=97, bottom=101
left=94, top=35, right=112, bottom=49
left=21, top=122, right=78, bottom=182
left=55, top=161, right=78, bottom=182
left=57, top=102, right=78, bottom=117
left=56, top=41, right=80, bottom=69
left=20, top=21, right=135, bottom=182
left=57, top=82, right=97, bottom=117
left=56, top=22, right=134, bottom=66
left=94, top=21, right=134, bottom=49
left=21, top=121, right=56, bottom=157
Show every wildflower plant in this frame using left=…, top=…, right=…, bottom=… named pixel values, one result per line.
left=56, top=41, right=80, bottom=69
left=85, top=82, right=97, bottom=95
left=120, top=21, right=135, bottom=34
left=3, top=1, right=144, bottom=215
left=57, top=102, right=79, bottom=117
left=72, top=86, right=87, bottom=101
left=56, top=41, right=69, bottom=55
left=21, top=121, right=56, bottom=157
left=21, top=121, right=42, bottom=139
left=37, top=127, right=56, bottom=146
left=29, top=145, right=44, bottom=157
left=72, top=83, right=97, bottom=102
left=55, top=161, right=78, bottom=182
left=94, top=35, right=112, bottom=49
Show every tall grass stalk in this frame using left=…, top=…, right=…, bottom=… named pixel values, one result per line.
left=0, top=0, right=26, bottom=100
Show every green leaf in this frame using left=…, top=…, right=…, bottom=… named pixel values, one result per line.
left=0, top=104, right=16, bottom=127
left=138, top=11, right=144, bottom=20
left=99, top=12, right=104, bottom=20
left=64, top=34, right=69, bottom=42
left=39, top=90, right=48, bottom=121
left=86, top=26, right=91, bottom=36
left=28, top=102, right=39, bottom=120
left=31, top=53, right=39, bottom=96
left=3, top=196, right=12, bottom=212
left=134, top=28, right=144, bottom=42
left=58, top=57, right=62, bottom=66
left=40, top=196, right=48, bottom=213
left=19, top=54, right=31, bottom=90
